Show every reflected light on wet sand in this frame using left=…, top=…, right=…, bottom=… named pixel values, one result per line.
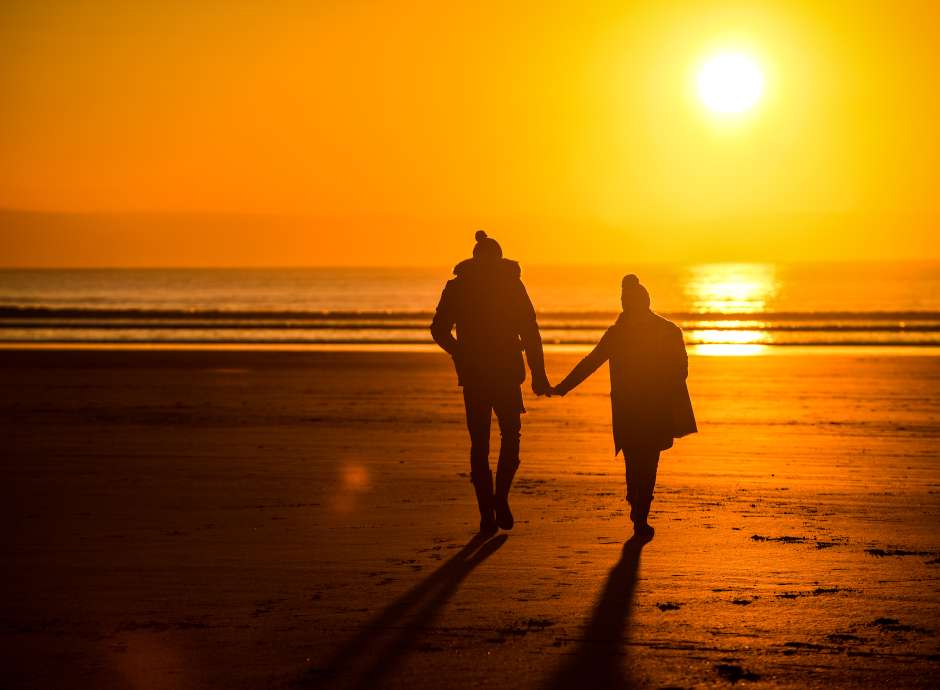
left=688, top=329, right=771, bottom=344
left=690, top=343, right=769, bottom=356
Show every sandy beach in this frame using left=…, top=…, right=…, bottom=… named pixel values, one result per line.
left=2, top=349, right=938, bottom=689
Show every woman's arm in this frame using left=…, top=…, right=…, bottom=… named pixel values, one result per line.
left=552, top=330, right=612, bottom=396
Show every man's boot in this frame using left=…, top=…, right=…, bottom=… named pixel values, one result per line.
left=472, top=471, right=497, bottom=535
left=494, top=460, right=518, bottom=531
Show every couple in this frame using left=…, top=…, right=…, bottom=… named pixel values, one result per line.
left=431, top=231, right=697, bottom=540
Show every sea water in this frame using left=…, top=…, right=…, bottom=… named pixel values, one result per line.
left=1, top=263, right=938, bottom=350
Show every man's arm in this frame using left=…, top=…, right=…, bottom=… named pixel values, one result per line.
left=516, top=280, right=551, bottom=395
left=552, top=330, right=612, bottom=397
left=430, top=282, right=459, bottom=355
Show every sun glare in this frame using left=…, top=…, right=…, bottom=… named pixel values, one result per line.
left=684, top=263, right=778, bottom=355
left=697, top=53, right=764, bottom=114
left=685, top=263, right=778, bottom=314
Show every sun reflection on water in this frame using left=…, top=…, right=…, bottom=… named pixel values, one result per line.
left=685, top=263, right=778, bottom=314
left=684, top=264, right=778, bottom=354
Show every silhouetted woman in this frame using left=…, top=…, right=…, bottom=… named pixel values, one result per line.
left=552, top=275, right=696, bottom=539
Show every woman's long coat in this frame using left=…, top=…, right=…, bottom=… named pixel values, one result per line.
left=555, top=310, right=697, bottom=455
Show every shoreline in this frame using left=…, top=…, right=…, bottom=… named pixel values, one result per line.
left=2, top=341, right=940, bottom=356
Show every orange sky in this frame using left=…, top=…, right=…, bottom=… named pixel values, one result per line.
left=1, top=1, right=938, bottom=266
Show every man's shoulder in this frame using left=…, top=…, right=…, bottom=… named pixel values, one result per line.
left=501, top=259, right=522, bottom=279
left=435, top=276, right=462, bottom=308
left=452, top=258, right=474, bottom=277
left=449, top=258, right=523, bottom=289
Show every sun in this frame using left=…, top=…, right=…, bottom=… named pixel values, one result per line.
left=697, top=53, right=764, bottom=114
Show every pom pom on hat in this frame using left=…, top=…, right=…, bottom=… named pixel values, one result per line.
left=472, top=230, right=502, bottom=259
left=622, top=274, right=640, bottom=288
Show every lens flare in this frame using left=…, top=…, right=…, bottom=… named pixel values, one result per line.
left=331, top=462, right=371, bottom=514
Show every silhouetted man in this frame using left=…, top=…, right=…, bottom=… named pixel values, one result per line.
left=552, top=274, right=696, bottom=540
left=431, top=231, right=551, bottom=534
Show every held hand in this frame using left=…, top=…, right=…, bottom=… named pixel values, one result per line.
left=531, top=375, right=553, bottom=397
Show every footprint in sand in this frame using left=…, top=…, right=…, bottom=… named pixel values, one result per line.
left=714, top=664, right=761, bottom=683
left=865, top=548, right=932, bottom=558
left=868, top=617, right=932, bottom=635
left=656, top=602, right=683, bottom=612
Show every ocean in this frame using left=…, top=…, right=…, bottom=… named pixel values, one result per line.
left=1, top=262, right=938, bottom=352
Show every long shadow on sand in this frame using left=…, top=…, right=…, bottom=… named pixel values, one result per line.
left=302, top=532, right=508, bottom=689
left=545, top=536, right=647, bottom=690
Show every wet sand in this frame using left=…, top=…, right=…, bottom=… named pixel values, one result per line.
left=2, top=349, right=939, bottom=689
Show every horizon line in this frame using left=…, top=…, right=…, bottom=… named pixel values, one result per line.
left=1, top=258, right=939, bottom=271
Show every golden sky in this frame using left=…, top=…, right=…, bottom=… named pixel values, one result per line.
left=1, top=0, right=938, bottom=266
